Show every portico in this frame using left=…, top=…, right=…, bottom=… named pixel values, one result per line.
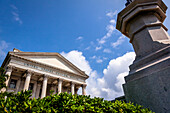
left=1, top=49, right=88, bottom=98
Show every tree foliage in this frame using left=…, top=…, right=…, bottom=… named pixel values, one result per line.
left=0, top=67, right=154, bottom=113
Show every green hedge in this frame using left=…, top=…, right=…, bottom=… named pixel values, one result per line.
left=0, top=67, right=153, bottom=113
left=0, top=91, right=153, bottom=113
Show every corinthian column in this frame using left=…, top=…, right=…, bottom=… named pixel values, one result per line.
left=32, top=81, right=37, bottom=98
left=71, top=82, right=75, bottom=95
left=23, top=70, right=32, bottom=91
left=58, top=79, right=62, bottom=94
left=1, top=65, right=13, bottom=92
left=41, top=75, right=48, bottom=98
left=35, top=83, right=41, bottom=99
left=82, top=85, right=86, bottom=95
left=5, top=65, right=13, bottom=87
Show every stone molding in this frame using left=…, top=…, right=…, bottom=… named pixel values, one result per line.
left=6, top=65, right=13, bottom=72
left=116, top=0, right=167, bottom=37
left=43, top=74, right=50, bottom=78
left=26, top=70, right=33, bottom=76
left=81, top=84, right=87, bottom=88
left=71, top=82, right=76, bottom=85
left=8, top=53, right=88, bottom=78
left=10, top=57, right=86, bottom=82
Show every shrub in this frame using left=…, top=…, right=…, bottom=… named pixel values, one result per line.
left=0, top=67, right=154, bottom=113
left=0, top=91, right=154, bottom=113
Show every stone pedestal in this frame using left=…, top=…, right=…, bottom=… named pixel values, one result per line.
left=116, top=0, right=170, bottom=112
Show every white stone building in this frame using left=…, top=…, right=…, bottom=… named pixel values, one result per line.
left=1, top=48, right=89, bottom=98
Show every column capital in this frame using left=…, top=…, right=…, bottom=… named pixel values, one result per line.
left=6, top=65, right=13, bottom=72
left=58, top=78, right=63, bottom=82
left=71, top=82, right=76, bottom=85
left=43, top=74, right=50, bottom=78
left=81, top=84, right=87, bottom=88
left=26, top=70, right=33, bottom=76
left=37, top=81, right=42, bottom=86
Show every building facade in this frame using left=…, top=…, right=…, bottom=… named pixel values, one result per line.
left=1, top=48, right=89, bottom=98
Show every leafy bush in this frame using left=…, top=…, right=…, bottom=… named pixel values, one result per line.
left=0, top=91, right=153, bottom=113
left=0, top=67, right=154, bottom=113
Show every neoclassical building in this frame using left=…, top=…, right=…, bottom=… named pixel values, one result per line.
left=1, top=48, right=89, bottom=98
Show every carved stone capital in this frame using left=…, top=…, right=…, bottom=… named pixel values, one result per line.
left=6, top=65, right=13, bottom=72
left=37, top=81, right=42, bottom=85
left=71, top=82, right=76, bottom=86
left=81, top=84, right=87, bottom=88
left=26, top=70, right=33, bottom=76
left=43, top=74, right=50, bottom=78
left=58, top=78, right=63, bottom=82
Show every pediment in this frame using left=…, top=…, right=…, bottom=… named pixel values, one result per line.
left=9, top=51, right=87, bottom=77
left=28, top=57, right=77, bottom=73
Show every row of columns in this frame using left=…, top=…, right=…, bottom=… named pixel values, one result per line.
left=4, top=66, right=87, bottom=98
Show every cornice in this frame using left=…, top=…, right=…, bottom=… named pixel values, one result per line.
left=9, top=53, right=89, bottom=79
left=9, top=51, right=89, bottom=77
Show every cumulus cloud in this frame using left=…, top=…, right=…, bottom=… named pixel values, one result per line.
left=76, top=36, right=83, bottom=40
left=111, top=35, right=125, bottom=48
left=0, top=41, right=9, bottom=59
left=61, top=50, right=92, bottom=75
left=11, top=4, right=23, bottom=25
left=101, top=52, right=135, bottom=99
left=61, top=50, right=136, bottom=100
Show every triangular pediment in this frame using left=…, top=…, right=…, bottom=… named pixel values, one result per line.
left=27, top=56, right=77, bottom=74
left=9, top=51, right=87, bottom=77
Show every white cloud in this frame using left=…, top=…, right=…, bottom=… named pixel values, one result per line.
left=97, top=24, right=115, bottom=45
left=0, top=41, right=9, bottom=59
left=76, top=36, right=83, bottom=40
left=11, top=5, right=23, bottom=25
left=90, top=56, right=96, bottom=59
left=106, top=11, right=117, bottom=18
left=61, top=50, right=92, bottom=75
left=85, top=46, right=90, bottom=50
left=10, top=4, right=18, bottom=10
left=95, top=46, right=102, bottom=51
left=61, top=50, right=136, bottom=100
left=103, top=49, right=111, bottom=53
left=110, top=19, right=116, bottom=24
left=90, top=56, right=107, bottom=63
left=111, top=35, right=125, bottom=48
left=101, top=52, right=135, bottom=99
left=97, top=11, right=117, bottom=45
left=96, top=59, right=103, bottom=63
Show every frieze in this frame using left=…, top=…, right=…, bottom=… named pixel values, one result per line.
left=11, top=59, right=85, bottom=82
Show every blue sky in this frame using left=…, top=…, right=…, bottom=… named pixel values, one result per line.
left=0, top=0, right=170, bottom=100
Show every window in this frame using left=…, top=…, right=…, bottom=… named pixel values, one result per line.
left=28, top=83, right=34, bottom=91
left=9, top=79, right=17, bottom=89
